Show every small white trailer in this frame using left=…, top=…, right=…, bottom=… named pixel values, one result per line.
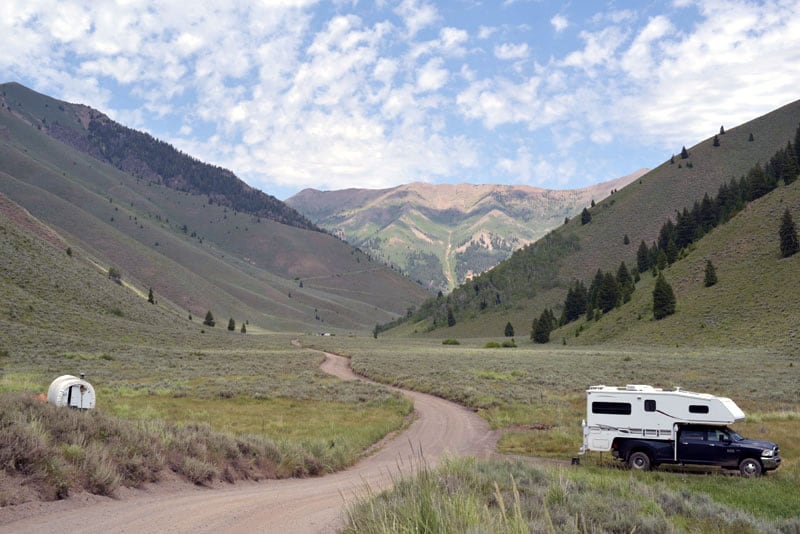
left=580, top=384, right=744, bottom=454
left=47, top=374, right=96, bottom=410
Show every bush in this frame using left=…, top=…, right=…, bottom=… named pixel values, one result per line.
left=442, top=339, right=460, bottom=345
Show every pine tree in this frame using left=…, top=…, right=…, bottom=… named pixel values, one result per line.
left=653, top=273, right=676, bottom=319
left=713, top=134, right=720, bottom=147
left=563, top=280, right=588, bottom=323
left=637, top=240, right=650, bottom=273
left=504, top=321, right=514, bottom=337
left=748, top=133, right=754, bottom=142
left=447, top=308, right=456, bottom=327
left=720, top=125, right=725, bottom=135
left=597, top=272, right=620, bottom=313
left=203, top=311, right=215, bottom=327
left=623, top=234, right=630, bottom=245
left=780, top=208, right=799, bottom=258
left=581, top=208, right=592, bottom=225
left=240, top=322, right=247, bottom=334
left=617, top=261, right=634, bottom=302
left=532, top=309, right=554, bottom=343
left=680, top=146, right=689, bottom=159
left=148, top=288, right=155, bottom=304
left=704, top=259, right=718, bottom=287
left=228, top=318, right=236, bottom=331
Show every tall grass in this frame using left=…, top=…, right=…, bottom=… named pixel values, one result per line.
left=345, top=457, right=800, bottom=533
left=0, top=393, right=402, bottom=504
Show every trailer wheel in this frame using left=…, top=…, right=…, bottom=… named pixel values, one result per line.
left=739, top=458, right=762, bottom=478
left=628, top=451, right=652, bottom=471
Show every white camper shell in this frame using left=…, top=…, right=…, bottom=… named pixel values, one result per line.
left=580, top=384, right=744, bottom=454
left=47, top=375, right=96, bottom=410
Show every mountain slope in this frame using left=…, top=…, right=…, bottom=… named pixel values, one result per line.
left=396, top=98, right=800, bottom=340
left=0, top=83, right=429, bottom=332
left=1, top=82, right=316, bottom=231
left=287, top=172, right=645, bottom=292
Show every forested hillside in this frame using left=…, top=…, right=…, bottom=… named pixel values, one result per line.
left=396, top=98, right=800, bottom=342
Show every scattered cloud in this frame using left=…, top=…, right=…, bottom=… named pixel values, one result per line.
left=550, top=14, right=569, bottom=33
left=1, top=0, right=799, bottom=196
left=494, top=42, right=530, bottom=61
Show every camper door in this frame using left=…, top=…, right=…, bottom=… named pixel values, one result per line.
left=67, top=384, right=87, bottom=409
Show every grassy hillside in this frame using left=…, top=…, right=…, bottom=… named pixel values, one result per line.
left=0, top=207, right=411, bottom=502
left=287, top=173, right=644, bottom=292
left=0, top=85, right=429, bottom=332
left=400, top=99, right=800, bottom=341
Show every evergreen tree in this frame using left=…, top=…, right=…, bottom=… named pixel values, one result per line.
left=108, top=266, right=122, bottom=284
left=665, top=239, right=679, bottom=265
left=747, top=163, right=771, bottom=200
left=780, top=208, right=799, bottom=258
left=228, top=318, right=236, bottom=331
left=373, top=324, right=379, bottom=339
left=623, top=234, right=630, bottom=245
left=653, top=273, right=676, bottom=320
left=203, top=310, right=215, bottom=327
left=532, top=308, right=555, bottom=344
left=748, top=133, right=754, bottom=142
left=713, top=134, right=720, bottom=147
left=670, top=154, right=675, bottom=164
left=597, top=272, right=620, bottom=313
left=563, top=280, right=588, bottom=323
left=591, top=199, right=596, bottom=208
left=637, top=240, right=650, bottom=273
left=680, top=146, right=689, bottom=159
left=447, top=308, right=456, bottom=327
left=782, top=141, right=799, bottom=184
left=504, top=321, right=514, bottom=337
left=241, top=322, right=247, bottom=334
left=581, top=207, right=592, bottom=225
left=148, top=288, right=155, bottom=304
left=704, top=259, right=718, bottom=287
left=656, top=249, right=668, bottom=271
left=616, top=261, right=634, bottom=302
left=719, top=125, right=725, bottom=135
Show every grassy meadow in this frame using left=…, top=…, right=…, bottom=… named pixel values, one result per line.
left=311, top=335, right=800, bottom=524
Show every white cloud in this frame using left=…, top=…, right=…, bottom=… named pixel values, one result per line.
left=550, top=14, right=568, bottom=33
left=416, top=57, right=448, bottom=92
left=494, top=42, right=530, bottom=61
left=394, top=0, right=438, bottom=37
left=562, top=26, right=628, bottom=70
left=477, top=25, right=496, bottom=40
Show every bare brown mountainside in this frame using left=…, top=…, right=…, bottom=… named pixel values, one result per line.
left=0, top=82, right=428, bottom=332
left=395, top=97, right=800, bottom=338
left=287, top=171, right=646, bottom=292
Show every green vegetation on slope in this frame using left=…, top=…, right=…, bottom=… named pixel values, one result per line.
left=0, top=208, right=410, bottom=504
left=400, top=99, right=800, bottom=339
left=0, top=84, right=429, bottom=332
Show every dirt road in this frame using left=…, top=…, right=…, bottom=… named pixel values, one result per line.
left=0, top=352, right=497, bottom=533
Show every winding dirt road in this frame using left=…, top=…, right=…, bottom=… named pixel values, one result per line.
left=0, top=352, right=497, bottom=533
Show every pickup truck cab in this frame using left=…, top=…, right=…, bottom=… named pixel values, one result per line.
left=612, top=424, right=781, bottom=477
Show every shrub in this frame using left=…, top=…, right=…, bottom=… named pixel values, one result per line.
left=442, top=339, right=460, bottom=345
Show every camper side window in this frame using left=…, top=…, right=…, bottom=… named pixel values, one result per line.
left=644, top=400, right=656, bottom=412
left=591, top=402, right=632, bottom=415
left=689, top=405, right=709, bottom=414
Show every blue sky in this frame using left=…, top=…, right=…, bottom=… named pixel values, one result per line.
left=2, top=1, right=799, bottom=200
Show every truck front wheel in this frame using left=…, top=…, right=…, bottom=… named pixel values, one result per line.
left=739, top=458, right=762, bottom=477
left=628, top=451, right=652, bottom=471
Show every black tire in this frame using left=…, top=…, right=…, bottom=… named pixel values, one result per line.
left=628, top=451, right=652, bottom=471
left=739, top=458, right=762, bottom=477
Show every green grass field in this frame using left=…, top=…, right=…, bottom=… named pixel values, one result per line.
left=311, top=335, right=800, bottom=524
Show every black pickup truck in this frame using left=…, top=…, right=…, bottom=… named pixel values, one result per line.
left=611, top=424, right=781, bottom=477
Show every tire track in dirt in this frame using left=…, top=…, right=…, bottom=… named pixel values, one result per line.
left=0, top=349, right=498, bottom=534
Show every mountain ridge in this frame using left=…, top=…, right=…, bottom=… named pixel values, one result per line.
left=287, top=172, right=646, bottom=291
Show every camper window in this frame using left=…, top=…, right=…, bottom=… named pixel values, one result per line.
left=644, top=400, right=656, bottom=412
left=592, top=402, right=632, bottom=415
left=689, top=405, right=710, bottom=414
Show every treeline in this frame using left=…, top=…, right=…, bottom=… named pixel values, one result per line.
left=532, top=122, right=800, bottom=343
left=84, top=116, right=318, bottom=231
left=641, top=123, right=800, bottom=273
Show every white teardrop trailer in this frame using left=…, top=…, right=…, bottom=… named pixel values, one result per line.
left=576, top=385, right=781, bottom=477
left=47, top=374, right=96, bottom=410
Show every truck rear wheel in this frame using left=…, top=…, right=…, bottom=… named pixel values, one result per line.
left=628, top=451, right=652, bottom=471
left=739, top=458, right=762, bottom=477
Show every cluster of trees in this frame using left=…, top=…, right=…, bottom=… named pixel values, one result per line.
left=640, top=126, right=800, bottom=273
left=84, top=117, right=318, bottom=231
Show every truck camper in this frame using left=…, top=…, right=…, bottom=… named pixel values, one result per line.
left=578, top=385, right=780, bottom=477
